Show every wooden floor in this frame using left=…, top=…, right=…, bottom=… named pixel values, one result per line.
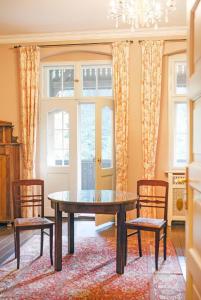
left=0, top=220, right=185, bottom=276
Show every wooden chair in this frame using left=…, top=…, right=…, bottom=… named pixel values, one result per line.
left=125, top=179, right=169, bottom=270
left=12, top=179, right=54, bottom=269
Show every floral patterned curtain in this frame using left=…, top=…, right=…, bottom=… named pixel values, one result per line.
left=141, top=40, right=164, bottom=180
left=112, top=42, right=130, bottom=192
left=19, top=46, right=40, bottom=180
left=140, top=40, right=164, bottom=217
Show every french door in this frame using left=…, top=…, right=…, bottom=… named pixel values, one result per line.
left=40, top=100, right=78, bottom=216
left=78, top=100, right=114, bottom=225
left=39, top=61, right=114, bottom=217
left=40, top=99, right=114, bottom=218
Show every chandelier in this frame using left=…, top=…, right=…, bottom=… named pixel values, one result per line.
left=109, top=0, right=176, bottom=30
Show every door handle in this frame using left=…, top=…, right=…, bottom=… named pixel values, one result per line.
left=97, top=157, right=102, bottom=165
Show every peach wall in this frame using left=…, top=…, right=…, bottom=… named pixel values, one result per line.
left=0, top=40, right=186, bottom=192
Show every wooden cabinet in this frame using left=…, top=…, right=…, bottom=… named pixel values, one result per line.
left=0, top=121, right=20, bottom=223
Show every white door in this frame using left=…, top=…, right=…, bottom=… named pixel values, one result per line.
left=78, top=100, right=115, bottom=225
left=95, top=100, right=115, bottom=225
left=96, top=100, right=114, bottom=190
left=40, top=61, right=114, bottom=218
left=186, top=0, right=201, bottom=298
left=40, top=100, right=77, bottom=216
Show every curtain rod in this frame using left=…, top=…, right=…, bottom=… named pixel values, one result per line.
left=12, top=38, right=185, bottom=48
left=138, top=38, right=186, bottom=43
left=12, top=40, right=134, bottom=49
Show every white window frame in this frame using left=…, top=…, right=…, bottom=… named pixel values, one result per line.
left=39, top=59, right=114, bottom=217
left=47, top=110, right=70, bottom=167
left=168, top=54, right=188, bottom=170
left=41, top=60, right=113, bottom=101
left=43, top=65, right=75, bottom=99
left=40, top=60, right=113, bottom=171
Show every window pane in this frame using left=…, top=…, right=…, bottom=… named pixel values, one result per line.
left=63, top=130, right=69, bottom=148
left=82, top=67, right=96, bottom=96
left=54, top=111, right=63, bottom=129
left=174, top=103, right=188, bottom=167
left=97, top=67, right=112, bottom=96
left=48, top=110, right=70, bottom=166
left=80, top=104, right=95, bottom=160
left=54, top=130, right=62, bottom=149
left=63, top=150, right=69, bottom=165
left=101, top=106, right=113, bottom=168
left=47, top=66, right=74, bottom=98
left=63, top=112, right=69, bottom=129
left=175, top=62, right=187, bottom=95
left=79, top=104, right=95, bottom=189
left=49, top=69, right=62, bottom=97
left=63, top=69, right=74, bottom=97
left=54, top=150, right=63, bottom=166
left=82, top=65, right=112, bottom=97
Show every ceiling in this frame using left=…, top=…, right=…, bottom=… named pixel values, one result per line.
left=0, top=0, right=187, bottom=39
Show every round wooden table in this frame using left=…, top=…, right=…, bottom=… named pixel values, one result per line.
left=48, top=190, right=137, bottom=274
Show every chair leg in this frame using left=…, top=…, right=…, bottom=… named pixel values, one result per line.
left=40, top=229, right=44, bottom=256
left=16, top=229, right=20, bottom=269
left=14, top=227, right=17, bottom=259
left=155, top=231, right=160, bottom=271
left=137, top=230, right=142, bottom=257
left=124, top=229, right=127, bottom=266
left=50, top=225, right=53, bottom=265
left=163, top=226, right=167, bottom=260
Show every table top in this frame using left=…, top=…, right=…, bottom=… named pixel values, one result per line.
left=48, top=190, right=137, bottom=206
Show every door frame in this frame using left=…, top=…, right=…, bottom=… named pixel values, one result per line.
left=39, top=60, right=114, bottom=217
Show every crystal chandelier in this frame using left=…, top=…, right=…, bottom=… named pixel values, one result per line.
left=109, top=0, right=176, bottom=30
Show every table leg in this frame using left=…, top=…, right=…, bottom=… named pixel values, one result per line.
left=55, top=203, right=62, bottom=271
left=68, top=213, right=74, bottom=254
left=116, top=205, right=126, bottom=274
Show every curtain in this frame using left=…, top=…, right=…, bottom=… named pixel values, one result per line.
left=19, top=46, right=40, bottom=180
left=141, top=40, right=164, bottom=180
left=141, top=40, right=164, bottom=217
left=112, top=42, right=130, bottom=192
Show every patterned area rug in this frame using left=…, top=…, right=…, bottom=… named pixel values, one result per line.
left=0, top=234, right=185, bottom=299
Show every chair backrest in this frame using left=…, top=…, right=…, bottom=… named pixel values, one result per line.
left=137, top=179, right=169, bottom=220
left=12, top=179, right=44, bottom=218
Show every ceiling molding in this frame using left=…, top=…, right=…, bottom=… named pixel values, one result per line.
left=0, top=26, right=187, bottom=44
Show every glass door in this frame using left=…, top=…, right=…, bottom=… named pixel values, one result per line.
left=95, top=100, right=114, bottom=226
left=79, top=103, right=96, bottom=190
left=78, top=101, right=114, bottom=192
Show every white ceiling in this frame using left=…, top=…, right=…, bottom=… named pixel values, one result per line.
left=0, top=0, right=186, bottom=38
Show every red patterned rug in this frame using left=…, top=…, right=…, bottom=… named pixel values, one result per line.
left=0, top=234, right=185, bottom=299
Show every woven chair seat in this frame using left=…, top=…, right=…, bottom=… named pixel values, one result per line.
left=15, top=217, right=54, bottom=227
left=127, top=217, right=166, bottom=229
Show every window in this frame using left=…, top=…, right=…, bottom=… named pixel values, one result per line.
left=82, top=65, right=112, bottom=97
left=47, top=110, right=70, bottom=166
left=169, top=56, right=188, bottom=169
left=101, top=106, right=113, bottom=168
left=41, top=61, right=113, bottom=169
left=175, top=62, right=187, bottom=95
left=174, top=102, right=188, bottom=166
left=43, top=63, right=112, bottom=99
left=43, top=65, right=74, bottom=98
